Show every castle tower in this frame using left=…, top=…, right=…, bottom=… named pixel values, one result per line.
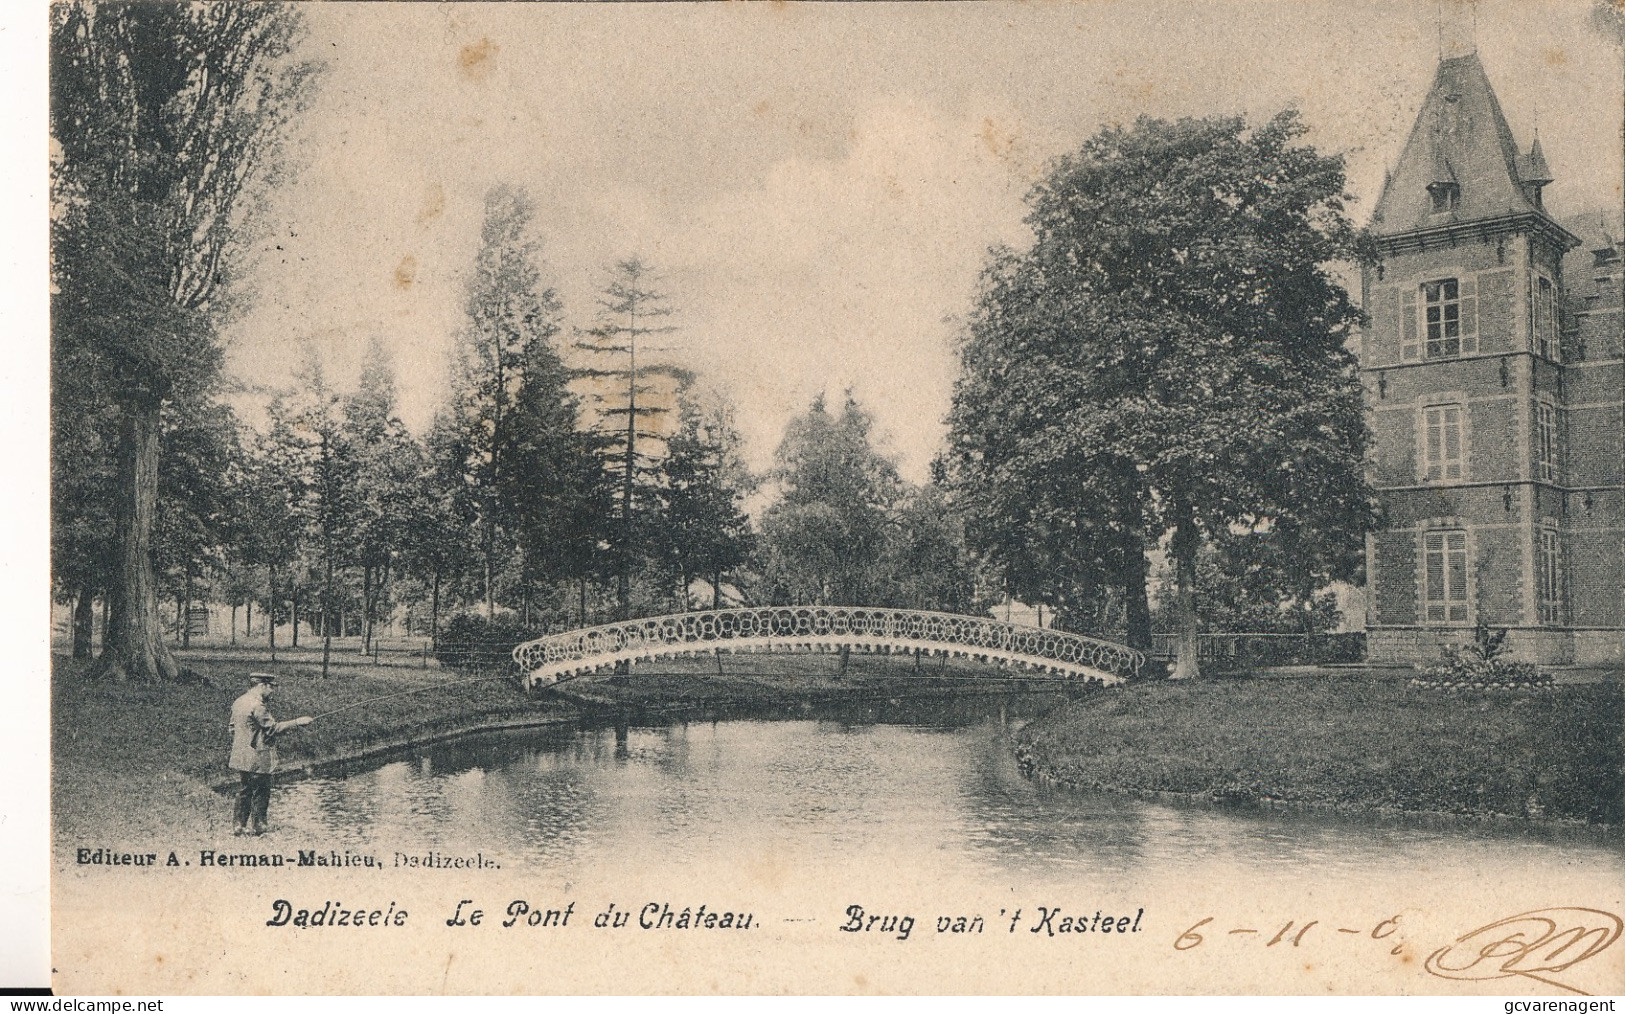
left=1360, top=52, right=1623, bottom=664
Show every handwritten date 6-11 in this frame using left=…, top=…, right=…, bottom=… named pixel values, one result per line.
left=1174, top=913, right=1401, bottom=952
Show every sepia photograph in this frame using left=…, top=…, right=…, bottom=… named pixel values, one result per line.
left=32, top=0, right=1625, bottom=996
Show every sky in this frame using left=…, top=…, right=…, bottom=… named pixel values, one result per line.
left=221, top=0, right=1625, bottom=482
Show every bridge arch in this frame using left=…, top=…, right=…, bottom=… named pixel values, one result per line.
left=512, top=606, right=1143, bottom=688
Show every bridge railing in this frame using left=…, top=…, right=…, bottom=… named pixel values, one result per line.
left=512, top=605, right=1144, bottom=686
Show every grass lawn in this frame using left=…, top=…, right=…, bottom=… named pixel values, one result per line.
left=1015, top=673, right=1625, bottom=825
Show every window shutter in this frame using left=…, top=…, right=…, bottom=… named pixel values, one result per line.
left=1400, top=287, right=1419, bottom=361
left=1459, top=274, right=1478, bottom=352
left=1372, top=285, right=1399, bottom=365
left=1528, top=273, right=1536, bottom=349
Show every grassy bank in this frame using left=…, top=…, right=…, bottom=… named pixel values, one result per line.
left=51, top=652, right=574, bottom=840
left=52, top=646, right=1052, bottom=840
left=1015, top=673, right=1624, bottom=825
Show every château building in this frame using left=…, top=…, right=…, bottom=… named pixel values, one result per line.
left=1360, top=49, right=1624, bottom=664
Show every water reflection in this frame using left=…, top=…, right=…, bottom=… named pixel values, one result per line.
left=274, top=693, right=1621, bottom=889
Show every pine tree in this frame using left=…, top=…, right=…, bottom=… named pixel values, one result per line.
left=573, top=258, right=683, bottom=620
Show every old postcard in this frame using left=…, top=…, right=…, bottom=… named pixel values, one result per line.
left=40, top=0, right=1625, bottom=996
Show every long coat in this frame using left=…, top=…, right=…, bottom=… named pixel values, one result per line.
left=228, top=689, right=296, bottom=774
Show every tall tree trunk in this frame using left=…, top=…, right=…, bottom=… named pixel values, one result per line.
left=713, top=567, right=722, bottom=609
left=430, top=568, right=441, bottom=649
left=1171, top=516, right=1201, bottom=679
left=291, top=582, right=300, bottom=648
left=578, top=576, right=587, bottom=627
left=380, top=559, right=392, bottom=640
left=483, top=512, right=495, bottom=620
left=72, top=585, right=95, bottom=660
left=267, top=564, right=277, bottom=661
left=1122, top=537, right=1153, bottom=653
left=245, top=599, right=252, bottom=640
left=361, top=564, right=374, bottom=654
left=93, top=399, right=179, bottom=682
left=321, top=538, right=334, bottom=678
left=230, top=603, right=237, bottom=645
left=182, top=562, right=194, bottom=649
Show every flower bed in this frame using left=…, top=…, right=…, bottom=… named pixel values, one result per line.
left=1409, top=626, right=1556, bottom=693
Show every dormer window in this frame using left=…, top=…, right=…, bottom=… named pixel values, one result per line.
left=1428, top=181, right=1460, bottom=213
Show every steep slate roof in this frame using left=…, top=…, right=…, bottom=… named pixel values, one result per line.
left=1370, top=53, right=1548, bottom=236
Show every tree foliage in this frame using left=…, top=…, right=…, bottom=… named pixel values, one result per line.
left=947, top=111, right=1375, bottom=676
left=659, top=385, right=755, bottom=607
left=439, top=185, right=573, bottom=617
left=760, top=393, right=901, bottom=606
left=50, top=2, right=315, bottom=680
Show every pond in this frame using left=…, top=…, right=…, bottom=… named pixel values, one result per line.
left=275, top=693, right=1621, bottom=895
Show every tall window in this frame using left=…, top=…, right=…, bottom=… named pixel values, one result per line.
left=1423, top=530, right=1469, bottom=625
left=1535, top=401, right=1559, bottom=482
left=1537, top=528, right=1564, bottom=625
left=1534, top=276, right=1560, bottom=361
left=1405, top=276, right=1479, bottom=360
left=1422, top=403, right=1464, bottom=481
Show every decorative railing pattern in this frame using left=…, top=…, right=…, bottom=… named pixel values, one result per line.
left=512, top=606, right=1143, bottom=687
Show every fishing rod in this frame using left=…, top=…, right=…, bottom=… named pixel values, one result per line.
left=305, top=674, right=523, bottom=723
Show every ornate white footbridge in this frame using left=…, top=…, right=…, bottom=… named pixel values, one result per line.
left=512, top=605, right=1144, bottom=688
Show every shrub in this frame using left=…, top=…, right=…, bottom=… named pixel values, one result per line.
left=1411, top=624, right=1554, bottom=692
left=435, top=614, right=542, bottom=676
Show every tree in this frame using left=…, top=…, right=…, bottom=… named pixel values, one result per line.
left=50, top=357, right=120, bottom=658
left=1151, top=527, right=1345, bottom=635
left=441, top=186, right=567, bottom=619
left=152, top=395, right=242, bottom=649
left=239, top=406, right=310, bottom=657
left=659, top=385, right=755, bottom=609
left=882, top=467, right=989, bottom=615
left=574, top=258, right=683, bottom=620
left=496, top=328, right=612, bottom=627
left=50, top=3, right=314, bottom=681
left=410, top=420, right=481, bottom=646
left=759, top=392, right=901, bottom=606
left=267, top=356, right=361, bottom=676
left=344, top=338, right=426, bottom=652
left=947, top=111, right=1374, bottom=678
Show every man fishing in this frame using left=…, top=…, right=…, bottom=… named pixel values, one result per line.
left=229, top=672, right=314, bottom=836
